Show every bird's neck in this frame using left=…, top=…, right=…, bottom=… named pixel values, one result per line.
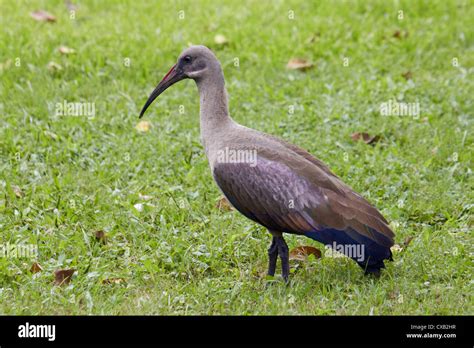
left=196, top=72, right=234, bottom=142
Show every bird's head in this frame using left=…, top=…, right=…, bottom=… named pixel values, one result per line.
left=139, top=45, right=220, bottom=118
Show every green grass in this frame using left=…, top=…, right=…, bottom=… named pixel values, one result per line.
left=0, top=0, right=472, bottom=315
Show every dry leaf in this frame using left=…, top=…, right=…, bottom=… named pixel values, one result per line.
left=58, top=46, right=75, bottom=55
left=402, top=71, right=413, bottom=80
left=351, top=132, right=380, bottom=145
left=12, top=185, right=24, bottom=198
left=289, top=245, right=322, bottom=261
left=135, top=120, right=152, bottom=132
left=30, top=262, right=43, bottom=273
left=47, top=61, right=63, bottom=72
left=94, top=230, right=107, bottom=244
left=30, top=10, right=56, bottom=22
left=54, top=269, right=75, bottom=285
left=393, top=30, right=409, bottom=39
left=102, top=278, right=125, bottom=285
left=286, top=58, right=313, bottom=71
left=216, top=195, right=233, bottom=211
left=403, top=236, right=414, bottom=247
left=214, top=34, right=228, bottom=45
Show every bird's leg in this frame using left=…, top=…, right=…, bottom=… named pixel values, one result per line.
left=267, top=237, right=278, bottom=276
left=277, top=236, right=290, bottom=282
left=268, top=231, right=290, bottom=282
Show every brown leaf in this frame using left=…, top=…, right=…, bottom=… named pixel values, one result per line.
left=94, top=230, right=107, bottom=244
left=388, top=288, right=400, bottom=300
left=30, top=10, right=56, bottom=22
left=286, top=58, right=313, bottom=71
left=289, top=246, right=322, bottom=261
left=58, top=46, right=75, bottom=55
left=30, top=262, right=43, bottom=273
left=12, top=185, right=24, bottom=198
left=403, top=236, right=414, bottom=247
left=402, top=71, right=413, bottom=80
left=393, top=30, right=409, bottom=39
left=216, top=195, right=233, bottom=211
left=54, top=269, right=75, bottom=285
left=102, top=278, right=125, bottom=285
left=135, top=120, right=152, bottom=132
left=351, top=132, right=380, bottom=145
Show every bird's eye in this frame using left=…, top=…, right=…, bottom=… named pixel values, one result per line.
left=183, top=56, right=192, bottom=63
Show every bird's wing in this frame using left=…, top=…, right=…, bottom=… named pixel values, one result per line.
left=212, top=149, right=394, bottom=249
left=260, top=132, right=390, bottom=224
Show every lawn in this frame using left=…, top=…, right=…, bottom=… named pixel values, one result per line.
left=0, top=0, right=472, bottom=315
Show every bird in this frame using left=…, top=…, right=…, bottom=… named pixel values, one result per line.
left=139, top=45, right=395, bottom=282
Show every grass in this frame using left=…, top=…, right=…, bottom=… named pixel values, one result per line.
left=0, top=0, right=472, bottom=315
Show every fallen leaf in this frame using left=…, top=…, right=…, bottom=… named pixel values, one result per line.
left=393, top=30, right=409, bottom=39
left=286, top=58, right=313, bottom=71
left=54, top=269, right=75, bottom=285
left=30, top=262, right=43, bottom=273
left=289, top=245, right=322, bottom=261
left=30, top=10, right=56, bottom=22
left=403, top=236, right=414, bottom=247
left=102, top=278, right=125, bottom=285
left=401, top=71, right=413, bottom=80
left=351, top=132, right=380, bottom=145
left=47, top=61, right=63, bottom=72
left=388, top=289, right=399, bottom=300
left=135, top=120, right=152, bottom=132
left=94, top=230, right=107, bottom=244
left=216, top=195, right=233, bottom=211
left=58, top=46, right=75, bottom=55
left=214, top=34, right=228, bottom=45
left=12, top=185, right=24, bottom=198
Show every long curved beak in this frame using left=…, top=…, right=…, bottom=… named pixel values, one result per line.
left=139, top=64, right=186, bottom=118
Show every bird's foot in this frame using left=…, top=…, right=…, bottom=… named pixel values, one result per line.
left=267, top=234, right=290, bottom=283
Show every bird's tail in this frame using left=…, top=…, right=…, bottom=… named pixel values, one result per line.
left=304, top=226, right=393, bottom=274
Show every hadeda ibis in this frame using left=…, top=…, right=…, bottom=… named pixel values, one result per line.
left=139, top=46, right=394, bottom=282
